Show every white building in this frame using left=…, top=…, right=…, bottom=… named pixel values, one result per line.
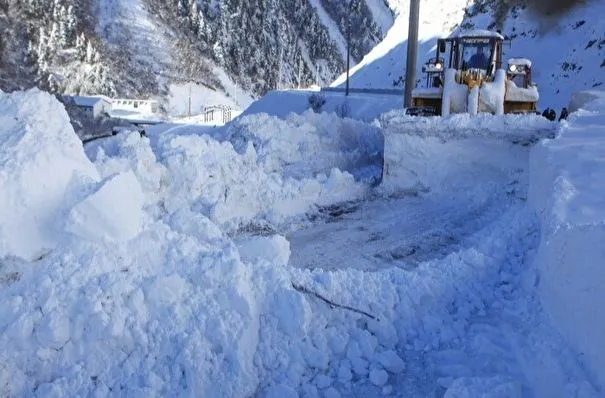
left=112, top=99, right=159, bottom=114
left=60, top=95, right=112, bottom=119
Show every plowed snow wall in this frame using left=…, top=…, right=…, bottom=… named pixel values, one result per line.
left=529, top=90, right=605, bottom=390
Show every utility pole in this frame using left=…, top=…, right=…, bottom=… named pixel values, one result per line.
left=404, top=0, right=420, bottom=108
left=345, top=0, right=352, bottom=96
left=188, top=83, right=192, bottom=117
left=234, top=81, right=237, bottom=107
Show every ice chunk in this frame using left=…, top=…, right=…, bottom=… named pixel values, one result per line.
left=0, top=89, right=99, bottom=259
left=66, top=170, right=144, bottom=242
left=369, top=369, right=389, bottom=386
left=376, top=350, right=406, bottom=373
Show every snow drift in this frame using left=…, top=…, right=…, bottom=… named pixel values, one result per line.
left=240, top=89, right=403, bottom=123
left=380, top=111, right=554, bottom=198
left=0, top=89, right=99, bottom=260
left=0, top=90, right=384, bottom=397
left=529, top=89, right=605, bottom=389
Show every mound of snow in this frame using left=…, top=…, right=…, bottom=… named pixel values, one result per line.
left=240, top=90, right=403, bottom=123
left=235, top=235, right=291, bottom=267
left=0, top=89, right=99, bottom=260
left=529, top=89, right=605, bottom=389
left=0, top=86, right=599, bottom=397
left=379, top=111, right=554, bottom=198
left=85, top=131, right=168, bottom=206
left=88, top=111, right=377, bottom=232
left=223, top=110, right=384, bottom=182
left=66, top=170, right=145, bottom=242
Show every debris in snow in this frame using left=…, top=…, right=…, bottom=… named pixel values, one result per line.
left=291, top=282, right=378, bottom=320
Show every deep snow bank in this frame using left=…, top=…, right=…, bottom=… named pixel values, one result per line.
left=85, top=112, right=376, bottom=233
left=0, top=89, right=99, bottom=260
left=529, top=90, right=605, bottom=389
left=240, top=89, right=402, bottom=123
left=222, top=110, right=384, bottom=182
left=380, top=112, right=555, bottom=199
left=0, top=88, right=598, bottom=397
left=0, top=93, right=387, bottom=397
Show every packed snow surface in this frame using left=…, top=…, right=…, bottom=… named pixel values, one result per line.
left=448, top=28, right=504, bottom=39
left=1, top=89, right=603, bottom=398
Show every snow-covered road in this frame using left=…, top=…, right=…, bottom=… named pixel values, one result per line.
left=282, top=116, right=599, bottom=397
left=1, top=90, right=601, bottom=398
left=289, top=193, right=501, bottom=272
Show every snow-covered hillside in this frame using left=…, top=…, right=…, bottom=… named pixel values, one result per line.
left=333, top=0, right=605, bottom=110
left=0, top=0, right=395, bottom=110
left=464, top=0, right=605, bottom=109
left=331, top=0, right=469, bottom=90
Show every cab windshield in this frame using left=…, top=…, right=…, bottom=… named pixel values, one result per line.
left=460, top=39, right=491, bottom=70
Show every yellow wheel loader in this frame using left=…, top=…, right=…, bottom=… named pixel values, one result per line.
left=406, top=29, right=539, bottom=117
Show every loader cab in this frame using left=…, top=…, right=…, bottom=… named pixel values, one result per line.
left=436, top=31, right=504, bottom=80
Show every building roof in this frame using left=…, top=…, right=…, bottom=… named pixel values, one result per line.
left=61, top=95, right=112, bottom=107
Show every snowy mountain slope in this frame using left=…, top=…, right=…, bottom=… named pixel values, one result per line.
left=308, top=0, right=349, bottom=62
left=0, top=0, right=396, bottom=109
left=331, top=0, right=605, bottom=111
left=331, top=0, right=469, bottom=90
left=95, top=0, right=171, bottom=74
left=462, top=0, right=605, bottom=109
left=365, top=0, right=395, bottom=35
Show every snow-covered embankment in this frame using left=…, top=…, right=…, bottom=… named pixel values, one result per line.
left=529, top=90, right=605, bottom=388
left=0, top=89, right=385, bottom=397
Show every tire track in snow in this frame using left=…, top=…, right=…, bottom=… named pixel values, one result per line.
left=288, top=193, right=503, bottom=272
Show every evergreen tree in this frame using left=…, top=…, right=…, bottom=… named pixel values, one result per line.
left=65, top=5, right=76, bottom=47
left=85, top=40, right=95, bottom=64
left=75, top=33, right=86, bottom=61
